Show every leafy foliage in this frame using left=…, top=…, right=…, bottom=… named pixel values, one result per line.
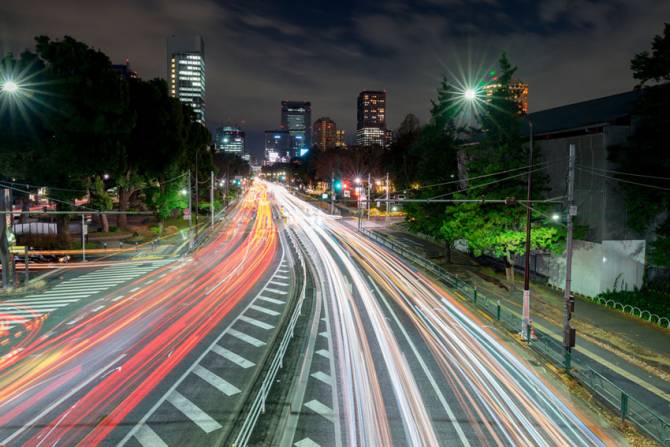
left=609, top=23, right=670, bottom=266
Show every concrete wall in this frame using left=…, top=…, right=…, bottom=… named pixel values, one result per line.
left=544, top=239, right=645, bottom=297
left=538, top=125, right=633, bottom=242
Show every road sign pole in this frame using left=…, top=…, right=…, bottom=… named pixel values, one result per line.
left=385, top=172, right=389, bottom=225
left=522, top=120, right=533, bottom=341
left=210, top=170, right=214, bottom=227
left=81, top=213, right=86, bottom=262
left=367, top=173, right=371, bottom=221
left=24, top=245, right=29, bottom=284
left=330, top=171, right=335, bottom=215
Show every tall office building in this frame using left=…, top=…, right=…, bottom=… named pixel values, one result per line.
left=481, top=71, right=528, bottom=114
left=167, top=35, right=206, bottom=124
left=356, top=90, right=389, bottom=147
left=313, top=117, right=337, bottom=150
left=264, top=130, right=291, bottom=164
left=335, top=130, right=347, bottom=148
left=215, top=126, right=245, bottom=156
left=281, top=101, right=311, bottom=157
left=112, top=60, right=138, bottom=80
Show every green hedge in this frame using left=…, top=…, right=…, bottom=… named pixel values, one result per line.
left=597, top=287, right=670, bottom=319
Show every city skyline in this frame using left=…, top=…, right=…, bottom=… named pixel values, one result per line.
left=2, top=0, right=667, bottom=159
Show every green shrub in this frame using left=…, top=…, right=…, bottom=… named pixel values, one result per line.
left=596, top=287, right=670, bottom=319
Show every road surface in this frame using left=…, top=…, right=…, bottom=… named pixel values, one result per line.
left=268, top=183, right=614, bottom=447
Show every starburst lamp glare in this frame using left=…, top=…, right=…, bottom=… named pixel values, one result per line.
left=1, top=80, right=19, bottom=93
left=464, top=88, right=476, bottom=101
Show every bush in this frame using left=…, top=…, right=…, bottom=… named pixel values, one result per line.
left=149, top=225, right=161, bottom=236
left=596, top=287, right=670, bottom=319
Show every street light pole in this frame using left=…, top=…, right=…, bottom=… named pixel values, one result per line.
left=187, top=169, right=192, bottom=232
left=563, top=143, right=577, bottom=370
left=522, top=120, right=533, bottom=340
left=210, top=170, right=214, bottom=227
left=330, top=171, right=335, bottom=215
left=367, top=173, right=371, bottom=221
left=385, top=172, right=390, bottom=224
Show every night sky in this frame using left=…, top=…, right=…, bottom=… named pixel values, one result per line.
left=1, top=0, right=668, bottom=160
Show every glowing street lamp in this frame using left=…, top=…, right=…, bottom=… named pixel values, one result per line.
left=552, top=213, right=560, bottom=221
left=1, top=80, right=18, bottom=93
left=464, top=88, right=477, bottom=101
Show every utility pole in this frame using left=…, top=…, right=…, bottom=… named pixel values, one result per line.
left=330, top=171, right=335, bottom=215
left=367, top=173, right=371, bottom=221
left=563, top=143, right=577, bottom=370
left=0, top=188, right=13, bottom=290
left=187, top=169, right=192, bottom=232
left=210, top=170, right=214, bottom=227
left=81, top=213, right=86, bottom=262
left=522, top=120, right=533, bottom=340
left=195, top=154, right=199, bottom=234
left=385, top=172, right=390, bottom=224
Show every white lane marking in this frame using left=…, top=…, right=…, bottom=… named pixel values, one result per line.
left=0, top=318, right=30, bottom=324
left=134, top=424, right=168, bottom=447
left=304, top=400, right=335, bottom=424
left=91, top=305, right=105, bottom=313
left=167, top=391, right=222, bottom=434
left=295, top=438, right=321, bottom=447
left=264, top=288, right=288, bottom=295
left=22, top=293, right=90, bottom=298
left=228, top=328, right=265, bottom=347
left=275, top=274, right=289, bottom=280
left=145, top=280, right=155, bottom=285
left=258, top=296, right=284, bottom=305
left=318, top=331, right=329, bottom=339
left=0, top=354, right=126, bottom=445
left=130, top=287, right=141, bottom=292
left=0, top=303, right=72, bottom=310
left=210, top=345, right=255, bottom=369
left=310, top=371, right=333, bottom=386
left=238, top=315, right=273, bottom=330
left=250, top=304, right=280, bottom=316
left=270, top=280, right=289, bottom=287
left=0, top=309, right=51, bottom=315
left=2, top=299, right=78, bottom=305
left=111, top=295, right=125, bottom=302
left=193, top=365, right=241, bottom=396
left=315, top=349, right=330, bottom=359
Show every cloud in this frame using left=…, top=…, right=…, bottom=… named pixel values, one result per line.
left=0, top=0, right=668, bottom=160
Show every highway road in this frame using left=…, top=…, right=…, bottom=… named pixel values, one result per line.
left=0, top=183, right=293, bottom=446
left=268, top=183, right=616, bottom=447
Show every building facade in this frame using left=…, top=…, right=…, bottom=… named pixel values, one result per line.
left=215, top=126, right=245, bottom=156
left=167, top=35, right=206, bottom=124
left=356, top=90, right=389, bottom=147
left=112, top=60, right=138, bottom=80
left=264, top=130, right=291, bottom=164
left=281, top=101, right=311, bottom=157
left=335, top=129, right=347, bottom=148
left=313, top=117, right=337, bottom=150
left=481, top=71, right=528, bottom=114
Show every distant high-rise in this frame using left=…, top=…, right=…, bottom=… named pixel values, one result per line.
left=356, top=90, right=388, bottom=147
left=215, top=126, right=245, bottom=156
left=482, top=71, right=528, bottom=114
left=335, top=130, right=347, bottom=148
left=281, top=101, right=311, bottom=157
left=167, top=35, right=205, bottom=124
left=112, top=60, right=138, bottom=80
left=264, top=130, right=291, bottom=164
left=313, top=117, right=337, bottom=151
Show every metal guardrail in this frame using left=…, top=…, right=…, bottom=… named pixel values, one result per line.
left=231, top=228, right=307, bottom=447
left=359, top=227, right=670, bottom=447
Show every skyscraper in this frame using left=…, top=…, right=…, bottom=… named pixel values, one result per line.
left=481, top=71, right=528, bottom=114
left=264, top=130, right=291, bottom=164
left=215, top=126, right=245, bottom=156
left=167, top=35, right=205, bottom=124
left=335, top=130, right=347, bottom=149
left=313, top=117, right=337, bottom=151
left=356, top=90, right=388, bottom=147
left=281, top=101, right=311, bottom=157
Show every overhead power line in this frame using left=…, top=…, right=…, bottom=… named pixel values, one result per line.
left=579, top=165, right=670, bottom=181
left=577, top=167, right=670, bottom=192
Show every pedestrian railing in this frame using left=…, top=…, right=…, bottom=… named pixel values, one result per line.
left=359, top=227, right=670, bottom=446
left=231, top=228, right=308, bottom=447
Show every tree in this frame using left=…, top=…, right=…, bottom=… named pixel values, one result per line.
left=403, top=78, right=462, bottom=261
left=88, top=176, right=113, bottom=232
left=441, top=53, right=561, bottom=282
left=610, top=23, right=670, bottom=267
left=387, top=114, right=421, bottom=189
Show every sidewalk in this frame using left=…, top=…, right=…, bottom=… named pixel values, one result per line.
left=353, top=220, right=670, bottom=420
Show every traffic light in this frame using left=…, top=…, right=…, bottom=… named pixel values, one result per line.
left=334, top=181, right=342, bottom=191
